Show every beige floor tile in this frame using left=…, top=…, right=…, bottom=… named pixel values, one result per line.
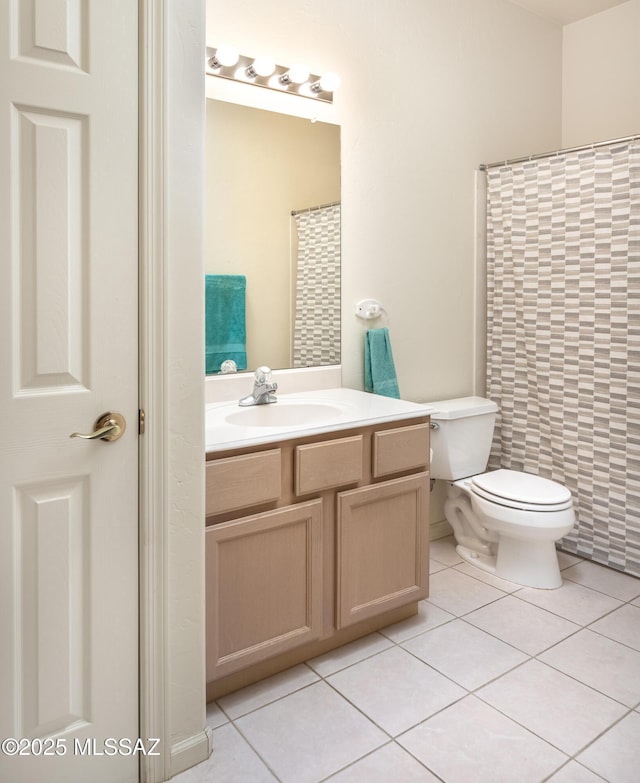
left=327, top=646, right=465, bottom=736
left=588, top=603, right=640, bottom=651
left=577, top=711, right=640, bottom=783
left=428, top=536, right=462, bottom=566
left=398, top=695, right=567, bottom=783
left=465, top=594, right=580, bottom=655
left=402, top=619, right=527, bottom=690
left=206, top=700, right=228, bottom=729
left=235, top=681, right=386, bottom=783
left=516, top=579, right=623, bottom=626
left=306, top=632, right=393, bottom=677
left=562, top=560, right=640, bottom=601
left=175, top=723, right=277, bottom=783
left=547, top=760, right=609, bottom=782
left=379, top=600, right=455, bottom=643
left=217, top=662, right=319, bottom=719
left=557, top=551, right=584, bottom=570
left=429, top=559, right=447, bottom=574
left=539, top=629, right=640, bottom=707
left=453, top=560, right=523, bottom=592
left=180, top=546, right=640, bottom=783
left=326, top=742, right=440, bottom=782
left=477, top=659, right=627, bottom=755
left=427, top=568, right=506, bottom=616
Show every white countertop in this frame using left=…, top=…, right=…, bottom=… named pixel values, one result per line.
left=205, top=387, right=434, bottom=453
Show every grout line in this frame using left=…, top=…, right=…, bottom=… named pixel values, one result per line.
left=314, top=741, right=395, bottom=783
left=223, top=715, right=285, bottom=782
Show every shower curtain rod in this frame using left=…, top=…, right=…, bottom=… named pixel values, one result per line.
left=479, top=133, right=640, bottom=171
left=291, top=200, right=340, bottom=216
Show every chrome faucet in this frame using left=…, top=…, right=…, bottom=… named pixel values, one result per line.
left=239, top=366, right=278, bottom=406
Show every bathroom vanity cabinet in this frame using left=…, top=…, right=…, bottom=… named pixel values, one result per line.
left=205, top=418, right=430, bottom=699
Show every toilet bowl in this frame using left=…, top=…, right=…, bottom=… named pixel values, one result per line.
left=428, top=397, right=575, bottom=589
left=446, top=469, right=574, bottom=589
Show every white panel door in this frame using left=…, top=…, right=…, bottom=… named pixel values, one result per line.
left=0, top=2, right=139, bottom=782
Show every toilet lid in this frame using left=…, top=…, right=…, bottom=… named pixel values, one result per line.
left=471, top=469, right=573, bottom=511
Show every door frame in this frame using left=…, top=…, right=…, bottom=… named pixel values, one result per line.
left=139, top=2, right=208, bottom=781
left=139, top=3, right=169, bottom=780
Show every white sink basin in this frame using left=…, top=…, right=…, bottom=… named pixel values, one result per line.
left=206, top=387, right=434, bottom=452
left=225, top=401, right=349, bottom=428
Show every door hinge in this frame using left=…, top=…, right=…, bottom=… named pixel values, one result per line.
left=138, top=409, right=146, bottom=435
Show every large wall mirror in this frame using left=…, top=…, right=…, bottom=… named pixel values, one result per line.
left=205, top=99, right=341, bottom=375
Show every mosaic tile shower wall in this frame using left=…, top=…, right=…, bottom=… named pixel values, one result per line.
left=486, top=140, right=640, bottom=576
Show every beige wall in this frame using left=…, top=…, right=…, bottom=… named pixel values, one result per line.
left=205, top=0, right=563, bottom=404
left=562, top=0, right=640, bottom=147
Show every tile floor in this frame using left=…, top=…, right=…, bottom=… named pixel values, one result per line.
left=175, top=537, right=640, bottom=783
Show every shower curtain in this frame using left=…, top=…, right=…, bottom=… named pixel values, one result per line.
left=485, top=140, right=640, bottom=576
left=292, top=203, right=341, bottom=367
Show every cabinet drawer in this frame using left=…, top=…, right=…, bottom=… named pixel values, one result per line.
left=206, top=449, right=281, bottom=516
left=372, top=423, right=429, bottom=478
left=295, top=435, right=363, bottom=495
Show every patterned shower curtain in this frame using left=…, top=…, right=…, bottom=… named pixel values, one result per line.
left=485, top=140, right=640, bottom=576
left=292, top=203, right=341, bottom=367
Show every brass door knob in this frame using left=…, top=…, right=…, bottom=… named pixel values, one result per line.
left=70, top=412, right=126, bottom=442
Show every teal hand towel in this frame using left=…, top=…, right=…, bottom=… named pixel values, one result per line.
left=205, top=274, right=247, bottom=373
left=364, top=327, right=400, bottom=398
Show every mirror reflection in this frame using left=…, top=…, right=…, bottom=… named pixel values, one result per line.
left=205, top=99, right=341, bottom=375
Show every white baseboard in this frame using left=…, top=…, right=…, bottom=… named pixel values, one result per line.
left=170, top=728, right=213, bottom=779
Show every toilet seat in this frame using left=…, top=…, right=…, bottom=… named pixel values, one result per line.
left=470, top=469, right=573, bottom=513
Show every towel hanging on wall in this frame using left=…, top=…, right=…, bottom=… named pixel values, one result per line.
left=205, top=274, right=247, bottom=374
left=364, top=327, right=400, bottom=399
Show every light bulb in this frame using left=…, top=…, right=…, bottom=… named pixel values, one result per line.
left=280, top=63, right=310, bottom=85
left=214, top=44, right=239, bottom=67
left=310, top=71, right=341, bottom=94
left=289, top=63, right=310, bottom=84
left=250, top=55, right=276, bottom=77
left=319, top=71, right=341, bottom=92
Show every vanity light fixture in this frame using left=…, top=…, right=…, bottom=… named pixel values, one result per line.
left=205, top=46, right=340, bottom=103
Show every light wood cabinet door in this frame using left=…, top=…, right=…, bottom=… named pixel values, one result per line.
left=206, top=499, right=323, bottom=680
left=336, top=473, right=429, bottom=629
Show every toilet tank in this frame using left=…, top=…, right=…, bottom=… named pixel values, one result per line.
left=427, top=397, right=499, bottom=480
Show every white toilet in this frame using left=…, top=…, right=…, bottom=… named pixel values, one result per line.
left=429, top=396, right=575, bottom=589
